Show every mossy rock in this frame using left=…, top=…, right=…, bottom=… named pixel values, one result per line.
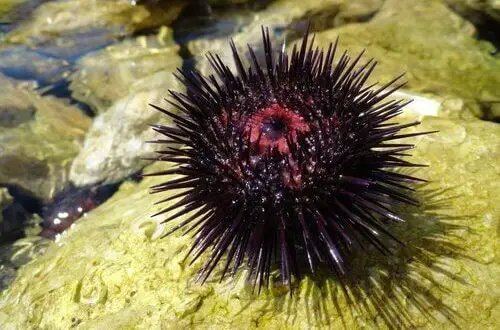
left=0, top=103, right=498, bottom=328
left=307, top=0, right=499, bottom=120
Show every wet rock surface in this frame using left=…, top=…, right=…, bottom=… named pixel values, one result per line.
left=188, top=0, right=384, bottom=76
left=446, top=0, right=500, bottom=52
left=69, top=84, right=180, bottom=187
left=5, top=0, right=185, bottom=45
left=0, top=45, right=71, bottom=85
left=69, top=27, right=179, bottom=113
left=68, top=27, right=183, bottom=187
left=0, top=73, right=91, bottom=201
left=0, top=236, right=52, bottom=292
left=0, top=0, right=28, bottom=25
left=0, top=0, right=185, bottom=66
left=0, top=0, right=499, bottom=328
left=307, top=0, right=500, bottom=121
left=0, top=188, right=13, bottom=233
left=0, top=103, right=499, bottom=328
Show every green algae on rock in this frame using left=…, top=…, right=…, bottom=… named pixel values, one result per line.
left=0, top=98, right=499, bottom=328
left=188, top=0, right=384, bottom=77
left=69, top=27, right=179, bottom=114
left=0, top=74, right=91, bottom=201
left=0, top=0, right=25, bottom=19
left=68, top=35, right=184, bottom=187
left=0, top=236, right=52, bottom=292
left=304, top=0, right=500, bottom=120
left=69, top=87, right=180, bottom=187
left=0, top=45, right=71, bottom=85
left=0, top=188, right=13, bottom=233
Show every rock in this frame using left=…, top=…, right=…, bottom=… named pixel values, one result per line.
left=0, top=95, right=498, bottom=328
left=445, top=0, right=500, bottom=57
left=0, top=45, right=71, bottom=84
left=68, top=20, right=183, bottom=187
left=6, top=0, right=184, bottom=43
left=0, top=74, right=91, bottom=201
left=0, top=188, right=13, bottom=230
left=69, top=26, right=179, bottom=113
left=0, top=236, right=52, bottom=292
left=0, top=0, right=24, bottom=19
left=69, top=69, right=183, bottom=186
left=188, top=0, right=384, bottom=77
left=4, top=0, right=185, bottom=60
left=0, top=195, right=42, bottom=242
left=446, top=0, right=500, bottom=25
left=0, top=189, right=50, bottom=293
left=304, top=0, right=500, bottom=119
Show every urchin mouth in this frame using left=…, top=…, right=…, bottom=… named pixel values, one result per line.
left=261, top=117, right=287, bottom=140
left=245, top=103, right=310, bottom=154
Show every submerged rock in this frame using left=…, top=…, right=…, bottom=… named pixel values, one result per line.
left=69, top=27, right=179, bottom=113
left=0, top=236, right=52, bottom=292
left=6, top=0, right=184, bottom=43
left=0, top=0, right=26, bottom=20
left=0, top=95, right=498, bottom=328
left=0, top=45, right=71, bottom=84
left=0, top=74, right=91, bottom=201
left=0, top=189, right=50, bottom=293
left=4, top=0, right=185, bottom=61
left=0, top=188, right=13, bottom=233
left=69, top=26, right=183, bottom=187
left=188, top=0, right=384, bottom=76
left=306, top=0, right=500, bottom=120
left=69, top=81, right=180, bottom=187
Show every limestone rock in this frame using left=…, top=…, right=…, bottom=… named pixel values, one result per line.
left=0, top=74, right=91, bottom=201
left=1, top=98, right=499, bottom=328
left=305, top=0, right=500, bottom=119
left=68, top=26, right=183, bottom=187
left=69, top=71, right=183, bottom=186
left=69, top=27, right=179, bottom=113
left=0, top=236, right=52, bottom=292
left=188, top=0, right=384, bottom=77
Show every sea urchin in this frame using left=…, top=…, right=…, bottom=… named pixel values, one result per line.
left=146, top=27, right=430, bottom=291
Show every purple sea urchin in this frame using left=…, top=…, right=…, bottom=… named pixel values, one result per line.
left=146, top=27, right=431, bottom=291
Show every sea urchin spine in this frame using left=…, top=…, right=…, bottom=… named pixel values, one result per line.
left=146, top=27, right=431, bottom=291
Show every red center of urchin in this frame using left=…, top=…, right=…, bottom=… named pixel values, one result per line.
left=245, top=103, right=310, bottom=154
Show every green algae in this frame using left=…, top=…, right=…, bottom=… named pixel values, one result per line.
left=306, top=0, right=500, bottom=120
left=0, top=0, right=25, bottom=20
left=67, top=27, right=184, bottom=186
left=0, top=74, right=91, bottom=201
left=0, top=106, right=498, bottom=328
left=0, top=188, right=13, bottom=230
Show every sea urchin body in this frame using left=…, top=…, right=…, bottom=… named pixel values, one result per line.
left=146, top=27, right=430, bottom=291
